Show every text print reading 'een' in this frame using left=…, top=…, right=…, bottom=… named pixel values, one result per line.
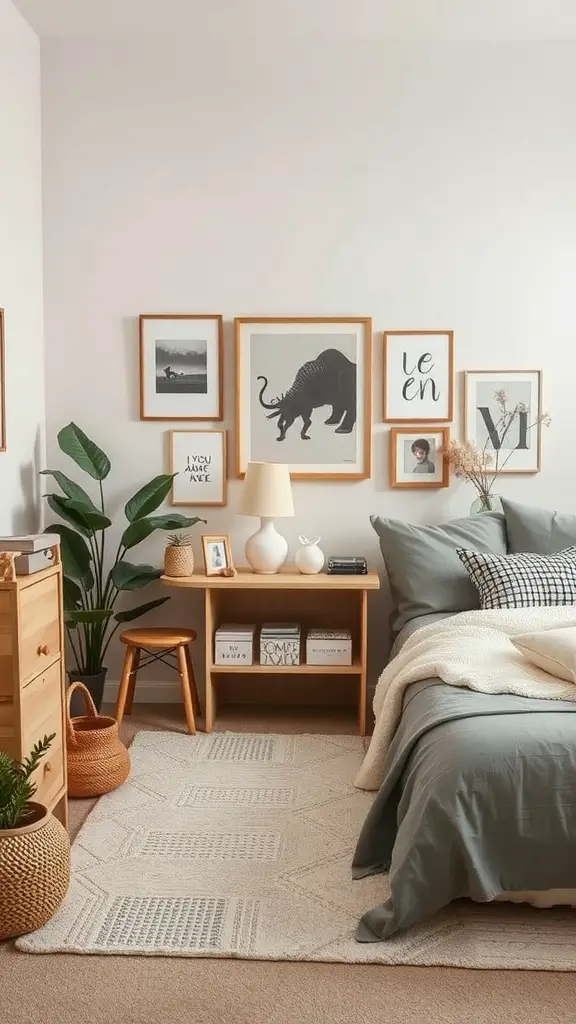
left=185, top=453, right=212, bottom=484
left=402, top=350, right=440, bottom=404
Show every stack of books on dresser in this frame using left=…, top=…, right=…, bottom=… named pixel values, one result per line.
left=260, top=623, right=301, bottom=666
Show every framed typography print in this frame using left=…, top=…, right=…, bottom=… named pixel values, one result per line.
left=235, top=317, right=372, bottom=479
left=464, top=370, right=542, bottom=474
left=389, top=427, right=450, bottom=488
left=0, top=310, right=5, bottom=452
left=170, top=430, right=227, bottom=506
left=383, top=330, right=453, bottom=423
left=139, top=314, right=223, bottom=421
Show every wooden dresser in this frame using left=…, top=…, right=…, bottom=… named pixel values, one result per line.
left=0, top=552, right=68, bottom=827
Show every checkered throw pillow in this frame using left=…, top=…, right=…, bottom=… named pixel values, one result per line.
left=456, top=546, right=576, bottom=609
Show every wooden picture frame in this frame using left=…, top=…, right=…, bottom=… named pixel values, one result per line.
left=389, top=426, right=450, bottom=488
left=463, top=370, right=542, bottom=474
left=139, top=313, right=223, bottom=421
left=234, top=316, right=372, bottom=480
left=201, top=535, right=234, bottom=576
left=383, top=330, right=454, bottom=423
left=0, top=309, right=5, bottom=452
left=169, top=430, right=227, bottom=507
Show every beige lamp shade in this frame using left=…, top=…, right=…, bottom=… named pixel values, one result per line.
left=238, top=462, right=295, bottom=518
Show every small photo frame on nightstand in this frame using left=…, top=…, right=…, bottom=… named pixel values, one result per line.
left=201, top=535, right=234, bottom=576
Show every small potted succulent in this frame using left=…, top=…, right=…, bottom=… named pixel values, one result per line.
left=0, top=735, right=70, bottom=940
left=164, top=531, right=202, bottom=577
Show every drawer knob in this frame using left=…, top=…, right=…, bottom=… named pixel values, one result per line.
left=37, top=644, right=50, bottom=656
left=44, top=761, right=52, bottom=774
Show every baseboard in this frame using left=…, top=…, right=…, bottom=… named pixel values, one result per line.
left=103, top=679, right=183, bottom=703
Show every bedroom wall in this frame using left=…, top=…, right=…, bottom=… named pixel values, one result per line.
left=40, top=37, right=576, bottom=699
left=0, top=0, right=44, bottom=534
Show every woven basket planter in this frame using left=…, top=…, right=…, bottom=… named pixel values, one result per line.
left=0, top=802, right=70, bottom=940
left=164, top=545, right=195, bottom=577
left=66, top=681, right=130, bottom=798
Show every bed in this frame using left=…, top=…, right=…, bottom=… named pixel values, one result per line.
left=354, top=501, right=576, bottom=942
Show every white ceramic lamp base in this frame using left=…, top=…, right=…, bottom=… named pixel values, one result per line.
left=245, top=518, right=288, bottom=574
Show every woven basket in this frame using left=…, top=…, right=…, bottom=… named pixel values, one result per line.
left=0, top=802, right=70, bottom=940
left=66, top=682, right=130, bottom=798
left=164, top=545, right=195, bottom=577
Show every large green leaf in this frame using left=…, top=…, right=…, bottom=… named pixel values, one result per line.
left=110, top=561, right=162, bottom=591
left=66, top=609, right=114, bottom=624
left=121, top=514, right=206, bottom=550
left=124, top=474, right=176, bottom=523
left=114, top=597, right=170, bottom=624
left=46, top=494, right=90, bottom=537
left=65, top=500, right=111, bottom=532
left=40, top=470, right=98, bottom=511
left=62, top=576, right=83, bottom=611
left=57, top=422, right=111, bottom=481
left=44, top=523, right=92, bottom=582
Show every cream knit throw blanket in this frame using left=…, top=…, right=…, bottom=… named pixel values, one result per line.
left=355, top=606, right=576, bottom=791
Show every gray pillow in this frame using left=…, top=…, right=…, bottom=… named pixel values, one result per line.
left=370, top=512, right=508, bottom=633
left=502, top=498, right=576, bottom=555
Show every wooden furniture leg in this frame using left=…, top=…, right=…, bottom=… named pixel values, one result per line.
left=184, top=645, right=202, bottom=719
left=359, top=589, right=368, bottom=736
left=125, top=648, right=141, bottom=715
left=115, top=645, right=137, bottom=725
left=177, top=645, right=196, bottom=735
left=204, top=589, right=215, bottom=733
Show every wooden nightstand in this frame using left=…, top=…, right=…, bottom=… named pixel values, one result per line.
left=161, top=567, right=380, bottom=734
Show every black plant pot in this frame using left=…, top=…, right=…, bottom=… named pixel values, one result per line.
left=67, top=669, right=107, bottom=716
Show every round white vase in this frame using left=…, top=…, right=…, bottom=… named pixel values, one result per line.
left=295, top=536, right=325, bottom=575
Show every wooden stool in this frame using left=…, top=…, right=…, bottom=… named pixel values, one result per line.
left=115, top=628, right=201, bottom=735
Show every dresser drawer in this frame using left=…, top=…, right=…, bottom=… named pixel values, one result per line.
left=21, top=660, right=65, bottom=809
left=18, top=575, right=61, bottom=684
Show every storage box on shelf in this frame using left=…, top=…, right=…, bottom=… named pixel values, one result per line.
left=260, top=623, right=301, bottom=666
left=306, top=629, right=352, bottom=666
left=214, top=624, right=256, bottom=666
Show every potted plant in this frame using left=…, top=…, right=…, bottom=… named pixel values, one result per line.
left=164, top=532, right=196, bottom=577
left=43, top=422, right=206, bottom=709
left=0, top=735, right=70, bottom=940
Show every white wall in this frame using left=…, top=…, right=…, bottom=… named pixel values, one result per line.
left=0, top=0, right=44, bottom=533
left=40, top=38, right=576, bottom=696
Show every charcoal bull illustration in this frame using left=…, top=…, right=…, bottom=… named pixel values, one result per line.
left=257, top=348, right=357, bottom=441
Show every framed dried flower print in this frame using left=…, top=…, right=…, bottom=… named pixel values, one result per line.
left=464, top=370, right=542, bottom=474
left=389, top=427, right=449, bottom=488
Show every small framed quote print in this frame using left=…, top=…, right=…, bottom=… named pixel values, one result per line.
left=139, top=314, right=223, bottom=421
left=389, top=427, right=450, bottom=488
left=383, top=330, right=453, bottom=423
left=464, top=370, right=542, bottom=474
left=0, top=309, right=5, bottom=452
left=235, top=316, right=372, bottom=479
left=170, top=430, right=227, bottom=506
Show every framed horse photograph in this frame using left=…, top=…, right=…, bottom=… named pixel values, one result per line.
left=139, top=313, right=223, bottom=421
left=234, top=317, right=372, bottom=480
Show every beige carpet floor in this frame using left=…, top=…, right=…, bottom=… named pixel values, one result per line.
left=2, top=705, right=576, bottom=1023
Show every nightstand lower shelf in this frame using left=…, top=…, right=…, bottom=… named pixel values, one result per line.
left=210, top=662, right=363, bottom=675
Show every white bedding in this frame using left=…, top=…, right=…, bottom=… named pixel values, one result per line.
left=355, top=605, right=576, bottom=790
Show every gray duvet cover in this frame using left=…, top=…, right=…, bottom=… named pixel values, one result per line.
left=353, top=613, right=576, bottom=941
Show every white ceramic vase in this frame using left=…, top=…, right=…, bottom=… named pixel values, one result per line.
left=295, top=536, right=324, bottom=575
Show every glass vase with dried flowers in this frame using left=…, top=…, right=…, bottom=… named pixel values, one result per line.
left=445, top=389, right=551, bottom=513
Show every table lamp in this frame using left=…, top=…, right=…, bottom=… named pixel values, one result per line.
left=238, top=462, right=295, bottom=574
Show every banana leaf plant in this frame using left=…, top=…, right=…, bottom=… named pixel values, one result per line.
left=42, top=423, right=205, bottom=676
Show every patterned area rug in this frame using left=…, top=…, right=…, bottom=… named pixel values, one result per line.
left=17, top=732, right=576, bottom=968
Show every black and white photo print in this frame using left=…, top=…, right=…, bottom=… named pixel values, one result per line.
left=235, top=318, right=372, bottom=479
left=139, top=314, right=223, bottom=420
left=390, top=426, right=449, bottom=488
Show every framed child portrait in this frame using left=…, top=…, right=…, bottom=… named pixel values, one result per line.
left=201, top=535, right=234, bottom=576
left=389, top=427, right=450, bottom=488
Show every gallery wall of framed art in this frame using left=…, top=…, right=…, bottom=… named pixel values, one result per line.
left=234, top=316, right=372, bottom=480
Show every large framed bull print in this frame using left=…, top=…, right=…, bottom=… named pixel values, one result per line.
left=234, top=317, right=372, bottom=479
